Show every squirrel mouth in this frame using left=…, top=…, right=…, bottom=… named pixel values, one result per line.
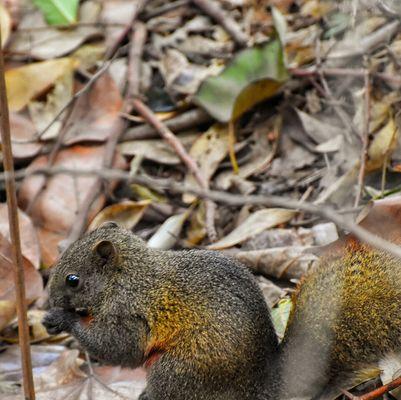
left=68, top=307, right=89, bottom=317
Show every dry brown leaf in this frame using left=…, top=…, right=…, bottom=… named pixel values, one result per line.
left=236, top=246, right=319, bottom=280
left=64, top=73, right=123, bottom=144
left=88, top=200, right=151, bottom=231
left=5, top=58, right=78, bottom=112
left=36, top=228, right=65, bottom=268
left=0, top=204, right=41, bottom=269
left=208, top=209, right=296, bottom=250
left=0, top=233, right=43, bottom=330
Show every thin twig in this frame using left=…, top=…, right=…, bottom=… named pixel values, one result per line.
left=14, top=166, right=401, bottom=260
left=122, top=108, right=211, bottom=141
left=355, top=69, right=371, bottom=207
left=192, top=0, right=248, bottom=47
left=127, top=22, right=146, bottom=99
left=349, top=375, right=401, bottom=400
left=291, top=67, right=401, bottom=87
left=65, top=25, right=148, bottom=247
left=25, top=104, right=75, bottom=214
left=132, top=98, right=217, bottom=241
left=143, top=0, right=189, bottom=20
left=0, top=31, right=35, bottom=399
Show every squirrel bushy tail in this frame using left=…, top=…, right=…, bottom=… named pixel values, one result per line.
left=278, top=240, right=401, bottom=399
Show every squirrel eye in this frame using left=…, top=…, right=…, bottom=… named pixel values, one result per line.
left=65, top=274, right=80, bottom=288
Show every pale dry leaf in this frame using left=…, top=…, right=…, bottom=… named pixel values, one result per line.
left=119, top=133, right=198, bottom=165
left=9, top=3, right=101, bottom=59
left=100, top=0, right=138, bottom=52
left=5, top=58, right=78, bottom=112
left=208, top=209, right=296, bottom=250
left=148, top=212, right=191, bottom=250
left=0, top=2, right=11, bottom=47
left=367, top=116, right=399, bottom=171
left=183, top=124, right=229, bottom=203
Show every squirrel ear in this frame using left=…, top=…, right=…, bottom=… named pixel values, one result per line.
left=93, top=240, right=116, bottom=260
left=99, top=221, right=120, bottom=230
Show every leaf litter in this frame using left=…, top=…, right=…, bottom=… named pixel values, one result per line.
left=3, top=0, right=401, bottom=398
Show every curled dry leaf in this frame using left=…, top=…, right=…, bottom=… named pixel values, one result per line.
left=0, top=233, right=43, bottom=330
left=88, top=200, right=151, bottom=231
left=64, top=73, right=124, bottom=144
left=18, top=145, right=126, bottom=266
left=208, top=209, right=296, bottom=250
left=5, top=58, right=78, bottom=112
left=9, top=113, right=42, bottom=159
left=148, top=211, right=191, bottom=250
left=236, top=246, right=318, bottom=280
left=367, top=116, right=398, bottom=171
left=183, top=124, right=229, bottom=203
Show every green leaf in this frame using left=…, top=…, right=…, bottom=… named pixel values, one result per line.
left=33, top=0, right=79, bottom=25
left=195, top=39, right=289, bottom=122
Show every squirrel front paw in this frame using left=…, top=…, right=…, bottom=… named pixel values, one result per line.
left=42, top=307, right=78, bottom=335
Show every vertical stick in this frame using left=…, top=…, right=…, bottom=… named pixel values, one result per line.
left=0, top=32, right=35, bottom=399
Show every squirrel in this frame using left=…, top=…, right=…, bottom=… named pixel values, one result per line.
left=43, top=221, right=279, bottom=400
left=43, top=222, right=401, bottom=399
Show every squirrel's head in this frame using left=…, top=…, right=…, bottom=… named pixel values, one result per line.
left=47, top=221, right=147, bottom=314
